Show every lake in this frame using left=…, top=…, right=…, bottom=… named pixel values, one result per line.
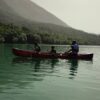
left=0, top=44, right=100, bottom=100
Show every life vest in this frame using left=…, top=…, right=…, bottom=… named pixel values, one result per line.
left=72, top=43, right=79, bottom=52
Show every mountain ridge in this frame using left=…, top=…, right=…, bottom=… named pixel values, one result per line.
left=0, top=0, right=68, bottom=27
left=0, top=0, right=100, bottom=45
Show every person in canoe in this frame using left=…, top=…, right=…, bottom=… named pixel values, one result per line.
left=68, top=40, right=79, bottom=54
left=50, top=46, right=56, bottom=54
left=34, top=42, right=41, bottom=52
left=65, top=41, right=79, bottom=56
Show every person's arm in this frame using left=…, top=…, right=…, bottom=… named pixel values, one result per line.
left=67, top=45, right=73, bottom=52
left=67, top=49, right=72, bottom=52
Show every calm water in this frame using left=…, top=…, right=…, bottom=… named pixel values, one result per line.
left=0, top=44, right=100, bottom=100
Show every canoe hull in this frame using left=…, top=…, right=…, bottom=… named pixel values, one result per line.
left=12, top=48, right=93, bottom=60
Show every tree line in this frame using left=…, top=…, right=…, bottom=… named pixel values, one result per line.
left=0, top=22, right=100, bottom=45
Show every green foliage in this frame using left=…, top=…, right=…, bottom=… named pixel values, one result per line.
left=0, top=22, right=100, bottom=45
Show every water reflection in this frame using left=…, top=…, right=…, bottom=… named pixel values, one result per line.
left=0, top=57, right=59, bottom=93
left=68, top=59, right=78, bottom=79
left=32, top=58, right=41, bottom=72
left=51, top=59, right=58, bottom=68
left=12, top=57, right=59, bottom=79
left=68, top=59, right=93, bottom=80
left=12, top=57, right=59, bottom=82
left=12, top=57, right=59, bottom=70
left=12, top=57, right=33, bottom=63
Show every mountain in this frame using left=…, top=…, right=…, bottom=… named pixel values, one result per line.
left=0, top=0, right=68, bottom=27
left=0, top=0, right=100, bottom=45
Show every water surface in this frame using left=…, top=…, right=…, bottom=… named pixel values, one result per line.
left=0, top=44, right=100, bottom=100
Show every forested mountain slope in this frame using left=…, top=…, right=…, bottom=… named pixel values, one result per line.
left=0, top=0, right=100, bottom=45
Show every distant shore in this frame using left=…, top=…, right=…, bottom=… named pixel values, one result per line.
left=0, top=23, right=100, bottom=45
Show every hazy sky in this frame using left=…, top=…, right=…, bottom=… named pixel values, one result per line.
left=31, top=0, right=100, bottom=34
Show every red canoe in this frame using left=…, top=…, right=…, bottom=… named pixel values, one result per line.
left=12, top=48, right=93, bottom=60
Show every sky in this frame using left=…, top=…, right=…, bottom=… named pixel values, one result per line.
left=31, top=0, right=100, bottom=34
